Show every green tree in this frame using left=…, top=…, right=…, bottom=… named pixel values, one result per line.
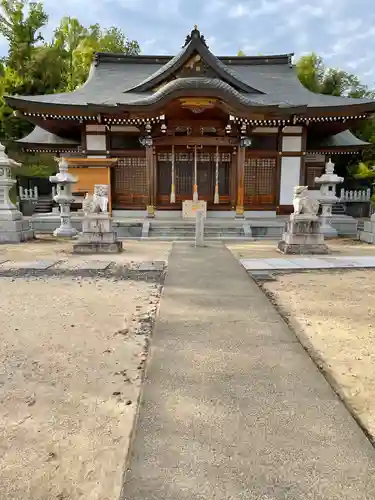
left=296, top=53, right=374, bottom=98
left=0, top=0, right=48, bottom=75
left=53, top=16, right=88, bottom=90
left=71, top=24, right=140, bottom=88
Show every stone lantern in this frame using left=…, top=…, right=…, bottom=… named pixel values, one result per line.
left=314, top=158, right=344, bottom=237
left=49, top=157, right=78, bottom=238
left=0, top=143, right=34, bottom=242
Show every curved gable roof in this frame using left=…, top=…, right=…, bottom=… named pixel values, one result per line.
left=126, top=27, right=263, bottom=95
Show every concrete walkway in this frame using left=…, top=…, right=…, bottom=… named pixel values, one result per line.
left=121, top=243, right=375, bottom=500
left=241, top=255, right=375, bottom=271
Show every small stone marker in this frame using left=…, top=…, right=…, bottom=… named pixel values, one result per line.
left=195, top=210, right=204, bottom=247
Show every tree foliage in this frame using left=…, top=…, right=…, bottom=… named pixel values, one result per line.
left=0, top=0, right=140, bottom=146
left=296, top=52, right=374, bottom=98
left=238, top=48, right=375, bottom=176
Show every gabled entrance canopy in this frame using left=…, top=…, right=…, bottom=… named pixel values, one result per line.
left=126, top=26, right=263, bottom=95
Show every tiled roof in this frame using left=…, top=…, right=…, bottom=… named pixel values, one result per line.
left=319, top=130, right=370, bottom=148
left=17, top=126, right=80, bottom=145
left=5, top=27, right=375, bottom=113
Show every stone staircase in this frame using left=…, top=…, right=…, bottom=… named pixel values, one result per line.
left=33, top=195, right=53, bottom=214
left=148, top=222, right=245, bottom=240
left=147, top=219, right=284, bottom=240
left=332, top=203, right=346, bottom=215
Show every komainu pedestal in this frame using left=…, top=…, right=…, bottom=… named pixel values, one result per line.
left=278, top=186, right=328, bottom=254
left=73, top=213, right=122, bottom=254
left=278, top=214, right=329, bottom=254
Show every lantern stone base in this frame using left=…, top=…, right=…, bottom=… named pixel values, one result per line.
left=358, top=216, right=375, bottom=244
left=277, top=214, right=329, bottom=255
left=73, top=241, right=122, bottom=254
left=72, top=213, right=122, bottom=254
left=0, top=211, right=34, bottom=243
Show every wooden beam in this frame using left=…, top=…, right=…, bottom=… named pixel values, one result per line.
left=153, top=136, right=239, bottom=147
left=64, top=157, right=118, bottom=167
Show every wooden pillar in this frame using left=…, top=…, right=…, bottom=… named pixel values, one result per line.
left=235, top=146, right=245, bottom=217
left=214, top=145, right=219, bottom=204
left=300, top=125, right=308, bottom=184
left=107, top=166, right=112, bottom=215
left=146, top=145, right=155, bottom=217
left=153, top=147, right=157, bottom=209
left=193, top=144, right=198, bottom=201
left=170, top=145, right=176, bottom=203
left=230, top=147, right=237, bottom=209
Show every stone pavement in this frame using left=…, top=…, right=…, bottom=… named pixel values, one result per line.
left=120, top=242, right=375, bottom=500
left=241, top=255, right=375, bottom=271
left=0, top=259, right=166, bottom=272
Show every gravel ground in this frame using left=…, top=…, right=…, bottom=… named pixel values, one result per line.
left=0, top=237, right=172, bottom=264
left=262, top=270, right=375, bottom=443
left=0, top=275, right=162, bottom=500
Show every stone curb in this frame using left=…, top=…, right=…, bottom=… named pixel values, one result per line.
left=260, top=283, right=375, bottom=448
left=0, top=266, right=165, bottom=282
left=119, top=281, right=165, bottom=498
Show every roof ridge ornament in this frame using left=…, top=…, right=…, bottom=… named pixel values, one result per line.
left=183, top=25, right=208, bottom=48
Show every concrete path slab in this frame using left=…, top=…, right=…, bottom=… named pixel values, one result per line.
left=121, top=243, right=375, bottom=500
left=320, top=257, right=358, bottom=267
left=265, top=258, right=303, bottom=269
left=56, top=260, right=112, bottom=271
left=240, top=255, right=375, bottom=271
left=1, top=260, right=59, bottom=270
left=138, top=261, right=166, bottom=271
left=239, top=259, right=275, bottom=270
left=288, top=257, right=336, bottom=269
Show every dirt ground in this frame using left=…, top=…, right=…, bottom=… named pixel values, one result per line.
left=0, top=237, right=172, bottom=264
left=228, top=237, right=375, bottom=260
left=263, top=270, right=375, bottom=441
left=0, top=276, right=161, bottom=500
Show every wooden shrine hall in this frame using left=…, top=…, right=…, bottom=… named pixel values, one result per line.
left=6, top=26, right=375, bottom=218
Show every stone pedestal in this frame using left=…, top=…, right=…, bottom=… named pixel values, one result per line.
left=0, top=143, right=34, bottom=243
left=320, top=202, right=338, bottom=237
left=278, top=214, right=329, bottom=254
left=359, top=213, right=375, bottom=244
left=0, top=211, right=34, bottom=243
left=73, top=213, right=122, bottom=253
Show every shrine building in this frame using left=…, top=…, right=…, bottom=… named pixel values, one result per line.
left=6, top=27, right=375, bottom=218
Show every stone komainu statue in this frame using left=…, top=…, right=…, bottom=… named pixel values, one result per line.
left=293, top=186, right=320, bottom=216
left=82, top=184, right=109, bottom=215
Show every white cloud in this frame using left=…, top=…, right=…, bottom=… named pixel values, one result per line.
left=0, top=0, right=374, bottom=87
left=228, top=0, right=299, bottom=19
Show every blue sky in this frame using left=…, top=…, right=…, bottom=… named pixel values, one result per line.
left=1, top=0, right=375, bottom=87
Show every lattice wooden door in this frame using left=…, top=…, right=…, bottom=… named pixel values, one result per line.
left=112, top=155, right=147, bottom=208
left=175, top=151, right=193, bottom=199
left=244, top=157, right=277, bottom=207
left=305, top=163, right=325, bottom=189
